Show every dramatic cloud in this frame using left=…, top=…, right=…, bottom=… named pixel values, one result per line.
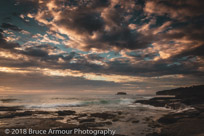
left=0, top=29, right=20, bottom=49
left=30, top=0, right=151, bottom=51
left=1, top=23, right=22, bottom=32
left=0, top=0, right=203, bottom=94
left=144, top=0, right=204, bottom=20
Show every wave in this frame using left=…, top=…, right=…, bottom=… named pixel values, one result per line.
left=26, top=102, right=85, bottom=108
left=129, top=102, right=195, bottom=112
left=129, top=103, right=171, bottom=111
left=25, top=98, right=135, bottom=109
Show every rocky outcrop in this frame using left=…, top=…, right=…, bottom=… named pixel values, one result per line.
left=136, top=85, right=204, bottom=136
left=116, top=92, right=127, bottom=95
left=136, top=85, right=204, bottom=109
left=57, top=110, right=76, bottom=116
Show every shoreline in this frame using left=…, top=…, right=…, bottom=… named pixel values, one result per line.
left=0, top=105, right=167, bottom=136
left=135, top=85, right=204, bottom=136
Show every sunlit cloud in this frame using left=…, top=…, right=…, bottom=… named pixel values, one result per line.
left=0, top=0, right=203, bottom=93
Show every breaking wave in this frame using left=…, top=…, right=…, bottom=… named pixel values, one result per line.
left=25, top=98, right=135, bottom=109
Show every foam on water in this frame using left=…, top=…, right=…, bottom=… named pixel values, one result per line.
left=1, top=94, right=175, bottom=112
left=26, top=102, right=85, bottom=108
left=25, top=98, right=136, bottom=109
left=129, top=103, right=171, bottom=111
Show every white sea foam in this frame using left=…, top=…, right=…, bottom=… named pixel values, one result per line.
left=173, top=106, right=195, bottom=113
left=119, top=98, right=135, bottom=105
left=25, top=98, right=136, bottom=109
left=129, top=103, right=172, bottom=111
left=26, top=102, right=85, bottom=108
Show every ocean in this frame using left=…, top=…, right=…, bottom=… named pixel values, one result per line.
left=0, top=94, right=171, bottom=136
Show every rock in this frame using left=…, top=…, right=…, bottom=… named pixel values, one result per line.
left=117, top=111, right=122, bottom=115
left=116, top=92, right=127, bottom=95
left=80, top=121, right=112, bottom=128
left=135, top=98, right=172, bottom=107
left=132, top=120, right=140, bottom=123
left=0, top=110, right=54, bottom=119
left=156, top=85, right=204, bottom=105
left=112, top=118, right=119, bottom=122
left=158, top=109, right=200, bottom=125
left=0, top=99, right=18, bottom=103
left=90, top=113, right=116, bottom=120
left=158, top=115, right=179, bottom=124
left=78, top=113, right=88, bottom=117
left=136, top=97, right=190, bottom=110
left=50, top=117, right=64, bottom=121
left=138, top=85, right=204, bottom=136
left=79, top=118, right=95, bottom=123
left=165, top=102, right=187, bottom=110
left=0, top=106, right=22, bottom=111
left=146, top=132, right=160, bottom=136
left=156, top=85, right=204, bottom=96
left=0, top=111, right=33, bottom=119
left=57, top=110, right=76, bottom=116
left=32, top=111, right=51, bottom=114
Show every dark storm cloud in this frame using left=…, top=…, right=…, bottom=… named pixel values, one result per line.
left=161, top=22, right=204, bottom=43
left=144, top=0, right=204, bottom=20
left=19, top=44, right=60, bottom=58
left=105, top=58, right=204, bottom=77
left=0, top=33, right=104, bottom=73
left=183, top=45, right=204, bottom=57
left=143, top=0, right=204, bottom=41
left=0, top=29, right=20, bottom=49
left=22, top=48, right=48, bottom=57
left=1, top=23, right=22, bottom=32
left=58, top=9, right=104, bottom=35
left=46, top=0, right=203, bottom=51
left=43, top=0, right=151, bottom=51
left=87, top=54, right=103, bottom=61
left=14, top=0, right=40, bottom=14
left=0, top=0, right=203, bottom=93
left=0, top=27, right=202, bottom=79
left=88, top=0, right=110, bottom=8
left=84, top=27, right=151, bottom=50
left=173, top=44, right=204, bottom=58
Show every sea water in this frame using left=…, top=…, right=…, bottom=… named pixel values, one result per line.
left=0, top=94, right=171, bottom=136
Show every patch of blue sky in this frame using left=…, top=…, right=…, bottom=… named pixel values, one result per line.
left=167, top=62, right=181, bottom=67
left=189, top=57, right=197, bottom=62
left=144, top=57, right=151, bottom=61
left=126, top=51, right=142, bottom=57
left=99, top=51, right=121, bottom=59
left=178, top=56, right=189, bottom=61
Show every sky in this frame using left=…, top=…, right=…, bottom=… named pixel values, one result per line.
left=0, top=0, right=203, bottom=94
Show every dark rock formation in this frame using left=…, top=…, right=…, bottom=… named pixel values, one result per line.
left=0, top=111, right=33, bottom=119
left=135, top=97, right=183, bottom=109
left=139, top=85, right=204, bottom=136
left=57, top=110, right=76, bottom=116
left=0, top=99, right=18, bottom=103
left=156, top=85, right=204, bottom=105
left=0, top=111, right=51, bottom=119
left=116, top=92, right=127, bottom=95
left=79, top=118, right=95, bottom=123
left=136, top=85, right=204, bottom=109
left=90, top=112, right=116, bottom=120
left=0, top=106, right=22, bottom=111
left=156, top=85, right=204, bottom=96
